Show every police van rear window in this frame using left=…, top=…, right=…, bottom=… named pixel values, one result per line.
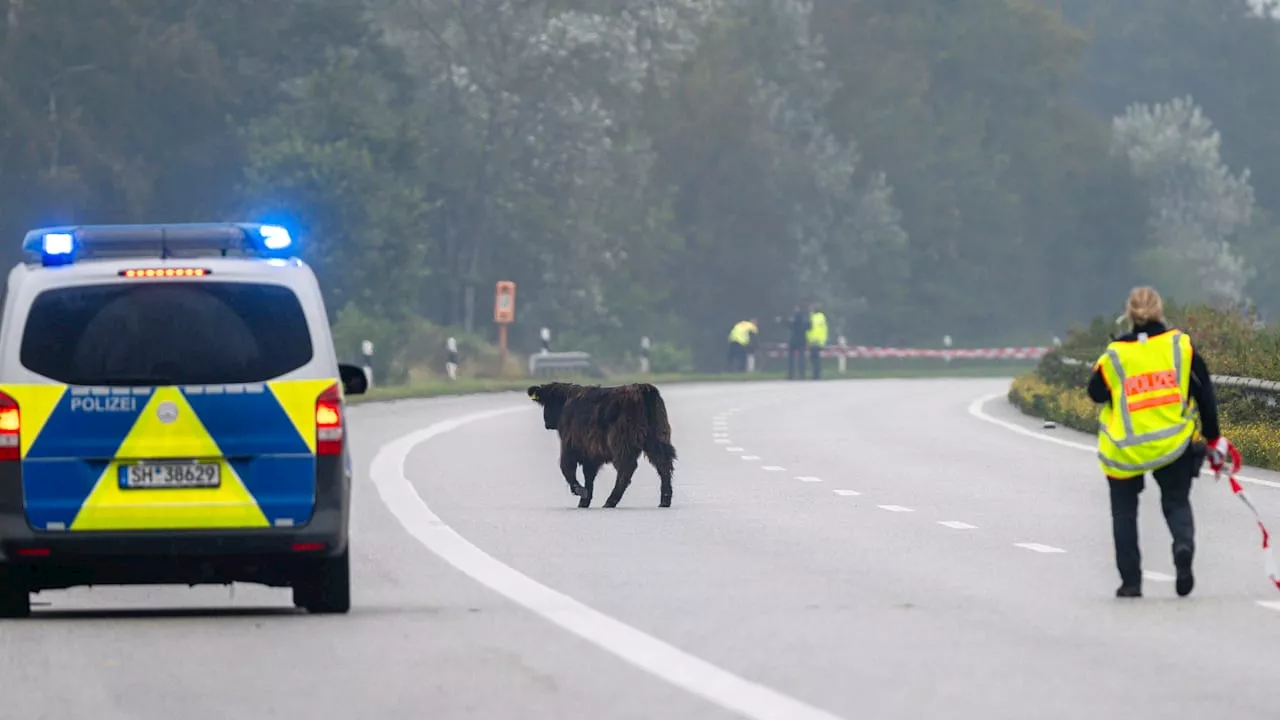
left=19, top=281, right=314, bottom=386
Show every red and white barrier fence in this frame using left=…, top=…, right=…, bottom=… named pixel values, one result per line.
left=760, top=344, right=1051, bottom=360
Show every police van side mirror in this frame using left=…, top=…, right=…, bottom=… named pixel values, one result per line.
left=339, top=363, right=368, bottom=395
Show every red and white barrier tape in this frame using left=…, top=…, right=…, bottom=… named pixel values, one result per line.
left=761, top=345, right=1051, bottom=360
left=1209, top=441, right=1280, bottom=592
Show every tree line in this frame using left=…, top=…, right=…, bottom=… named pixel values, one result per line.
left=3, top=0, right=1279, bottom=375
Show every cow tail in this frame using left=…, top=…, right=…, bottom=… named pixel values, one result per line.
left=640, top=384, right=677, bottom=468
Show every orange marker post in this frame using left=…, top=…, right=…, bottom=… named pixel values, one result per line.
left=494, top=281, right=516, bottom=372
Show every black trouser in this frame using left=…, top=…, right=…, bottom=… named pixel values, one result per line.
left=1108, top=445, right=1200, bottom=587
left=809, top=346, right=822, bottom=379
left=727, top=342, right=747, bottom=372
left=787, top=345, right=805, bottom=379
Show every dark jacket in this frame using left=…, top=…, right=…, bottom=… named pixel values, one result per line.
left=1086, top=321, right=1220, bottom=440
left=787, top=311, right=810, bottom=349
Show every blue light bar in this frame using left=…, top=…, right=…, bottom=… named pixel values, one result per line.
left=21, top=223, right=299, bottom=266
left=259, top=225, right=292, bottom=250
left=43, top=233, right=74, bottom=256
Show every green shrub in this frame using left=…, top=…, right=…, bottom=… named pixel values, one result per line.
left=1008, top=374, right=1097, bottom=434
left=1008, top=372, right=1280, bottom=469
left=329, top=303, right=526, bottom=383
left=1011, top=302, right=1280, bottom=470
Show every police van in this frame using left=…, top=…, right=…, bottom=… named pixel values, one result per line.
left=0, top=223, right=368, bottom=617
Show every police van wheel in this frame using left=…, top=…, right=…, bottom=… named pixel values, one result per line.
left=0, top=565, right=31, bottom=618
left=292, top=548, right=350, bottom=614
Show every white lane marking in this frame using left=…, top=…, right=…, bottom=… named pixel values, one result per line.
left=1143, top=571, right=1175, bottom=582
left=832, top=490, right=859, bottom=496
left=1256, top=601, right=1280, bottom=612
left=726, top=447, right=745, bottom=452
left=969, top=392, right=1280, bottom=490
left=796, top=476, right=823, bottom=483
left=761, top=465, right=786, bottom=472
left=714, top=439, right=730, bottom=444
left=370, top=406, right=848, bottom=720
left=742, top=455, right=762, bottom=461
left=938, top=521, right=977, bottom=530
left=1015, top=543, right=1065, bottom=553
left=878, top=505, right=914, bottom=513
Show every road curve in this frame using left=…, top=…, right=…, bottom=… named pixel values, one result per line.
left=3, top=378, right=1280, bottom=719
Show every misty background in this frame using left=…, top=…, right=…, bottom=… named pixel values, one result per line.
left=2, top=0, right=1278, bottom=378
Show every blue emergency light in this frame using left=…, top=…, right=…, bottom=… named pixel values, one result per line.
left=21, top=223, right=296, bottom=267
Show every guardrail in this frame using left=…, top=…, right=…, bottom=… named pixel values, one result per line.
left=527, top=350, right=606, bottom=378
left=1049, top=353, right=1279, bottom=398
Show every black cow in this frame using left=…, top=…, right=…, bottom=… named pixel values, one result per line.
left=527, top=381, right=677, bottom=508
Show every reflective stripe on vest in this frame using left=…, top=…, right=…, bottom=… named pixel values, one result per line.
left=806, top=312, right=828, bottom=347
left=1095, top=330, right=1196, bottom=479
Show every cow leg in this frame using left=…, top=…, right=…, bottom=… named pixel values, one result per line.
left=560, top=453, right=585, bottom=498
left=578, top=461, right=601, bottom=508
left=602, top=453, right=639, bottom=508
left=645, top=445, right=676, bottom=509
left=655, top=459, right=674, bottom=509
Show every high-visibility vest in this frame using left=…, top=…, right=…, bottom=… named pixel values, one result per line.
left=729, top=320, right=757, bottom=346
left=1094, top=329, right=1196, bottom=479
left=806, top=312, right=828, bottom=347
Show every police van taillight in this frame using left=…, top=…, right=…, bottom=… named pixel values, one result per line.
left=315, top=383, right=343, bottom=456
left=0, top=391, right=20, bottom=461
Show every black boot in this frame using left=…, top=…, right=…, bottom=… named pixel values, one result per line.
left=1174, top=544, right=1194, bottom=597
left=1116, top=583, right=1142, bottom=598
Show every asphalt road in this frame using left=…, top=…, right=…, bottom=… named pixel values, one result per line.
left=3, top=378, right=1280, bottom=719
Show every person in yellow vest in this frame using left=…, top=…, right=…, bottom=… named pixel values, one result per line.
left=1088, top=286, right=1228, bottom=599
left=805, top=304, right=828, bottom=379
left=727, top=318, right=758, bottom=372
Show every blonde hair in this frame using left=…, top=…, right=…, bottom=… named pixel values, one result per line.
left=1125, top=286, right=1165, bottom=325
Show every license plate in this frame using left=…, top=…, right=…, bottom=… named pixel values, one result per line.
left=119, top=462, right=221, bottom=489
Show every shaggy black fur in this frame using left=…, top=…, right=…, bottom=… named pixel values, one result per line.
left=527, top=381, right=677, bottom=508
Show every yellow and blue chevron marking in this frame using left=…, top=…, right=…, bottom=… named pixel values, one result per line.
left=4, top=379, right=334, bottom=532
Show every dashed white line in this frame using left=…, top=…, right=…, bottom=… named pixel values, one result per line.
left=1256, top=601, right=1280, bottom=612
left=714, top=439, right=730, bottom=444
left=878, top=505, right=914, bottom=513
left=726, top=447, right=745, bottom=452
left=1143, top=571, right=1175, bottom=582
left=1015, top=543, right=1065, bottom=553
left=371, top=406, right=848, bottom=720
left=832, top=489, right=860, bottom=496
left=761, top=465, right=786, bottom=472
left=741, top=455, right=761, bottom=461
left=938, top=521, right=977, bottom=530
left=796, top=476, right=823, bottom=483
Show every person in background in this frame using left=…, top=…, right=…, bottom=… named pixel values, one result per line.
left=1088, top=286, right=1227, bottom=599
left=784, top=305, right=810, bottom=380
left=806, top=303, right=828, bottom=380
left=727, top=318, right=758, bottom=373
